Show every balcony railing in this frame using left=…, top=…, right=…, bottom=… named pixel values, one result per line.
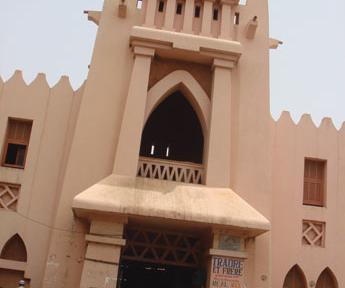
left=137, top=157, right=204, bottom=184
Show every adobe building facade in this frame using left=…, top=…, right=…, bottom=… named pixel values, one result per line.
left=0, top=0, right=342, bottom=287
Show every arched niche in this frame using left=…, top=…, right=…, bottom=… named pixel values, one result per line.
left=145, top=70, right=210, bottom=135
left=316, top=267, right=338, bottom=288
left=0, top=234, right=27, bottom=262
left=283, top=265, right=307, bottom=288
left=140, top=90, right=204, bottom=164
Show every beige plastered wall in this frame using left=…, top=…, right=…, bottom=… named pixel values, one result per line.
left=3, top=0, right=343, bottom=287
left=41, top=0, right=274, bottom=287
left=271, top=112, right=345, bottom=287
left=0, top=73, right=84, bottom=287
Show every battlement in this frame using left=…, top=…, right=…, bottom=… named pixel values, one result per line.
left=273, top=111, right=345, bottom=132
left=0, top=70, right=84, bottom=93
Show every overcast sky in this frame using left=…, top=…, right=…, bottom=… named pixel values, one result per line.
left=0, top=0, right=344, bottom=127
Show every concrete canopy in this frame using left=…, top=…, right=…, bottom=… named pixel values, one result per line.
left=73, top=175, right=270, bottom=237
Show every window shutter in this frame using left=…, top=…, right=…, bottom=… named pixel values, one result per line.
left=303, top=159, right=325, bottom=206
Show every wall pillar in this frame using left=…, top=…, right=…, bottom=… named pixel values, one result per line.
left=113, top=47, right=155, bottom=177
left=200, top=0, right=214, bottom=36
left=182, top=0, right=195, bottom=33
left=79, top=220, right=126, bottom=288
left=219, top=1, right=233, bottom=40
left=163, top=0, right=177, bottom=30
left=144, top=0, right=157, bottom=27
left=206, top=58, right=234, bottom=188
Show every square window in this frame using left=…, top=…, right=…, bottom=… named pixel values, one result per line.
left=303, top=158, right=326, bottom=206
left=2, top=118, right=32, bottom=169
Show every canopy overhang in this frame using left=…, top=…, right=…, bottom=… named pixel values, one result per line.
left=72, top=174, right=270, bottom=238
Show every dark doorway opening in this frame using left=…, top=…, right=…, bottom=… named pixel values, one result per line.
left=118, top=260, right=203, bottom=288
left=140, top=91, right=204, bottom=164
left=117, top=225, right=206, bottom=288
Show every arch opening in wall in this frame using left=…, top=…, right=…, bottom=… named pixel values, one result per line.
left=0, top=234, right=27, bottom=262
left=0, top=234, right=29, bottom=288
left=140, top=90, right=204, bottom=164
left=283, top=265, right=307, bottom=288
left=316, top=267, right=338, bottom=288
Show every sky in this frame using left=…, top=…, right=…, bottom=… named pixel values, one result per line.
left=0, top=0, right=344, bottom=127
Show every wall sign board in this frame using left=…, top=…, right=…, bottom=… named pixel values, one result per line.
left=210, top=255, right=245, bottom=288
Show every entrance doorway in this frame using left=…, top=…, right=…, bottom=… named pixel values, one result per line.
left=119, top=260, right=199, bottom=288
left=117, top=226, right=206, bottom=288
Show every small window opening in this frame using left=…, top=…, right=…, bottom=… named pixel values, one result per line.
left=150, top=145, right=155, bottom=155
left=176, top=3, right=183, bottom=15
left=234, top=12, right=240, bottom=25
left=158, top=1, right=164, bottom=12
left=2, top=118, right=32, bottom=169
left=194, top=5, right=201, bottom=18
left=136, top=0, right=143, bottom=9
left=213, top=8, right=218, bottom=20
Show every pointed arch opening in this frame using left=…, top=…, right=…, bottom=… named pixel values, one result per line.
left=316, top=267, right=338, bottom=288
left=0, top=234, right=27, bottom=262
left=283, top=265, right=307, bottom=288
left=140, top=90, right=204, bottom=164
left=137, top=70, right=209, bottom=184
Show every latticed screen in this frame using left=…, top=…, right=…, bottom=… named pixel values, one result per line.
left=302, top=220, right=325, bottom=247
left=0, top=183, right=20, bottom=211
left=2, top=118, right=32, bottom=168
left=303, top=159, right=326, bottom=206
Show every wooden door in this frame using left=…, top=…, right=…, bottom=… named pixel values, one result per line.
left=316, top=268, right=338, bottom=288
left=283, top=265, right=307, bottom=288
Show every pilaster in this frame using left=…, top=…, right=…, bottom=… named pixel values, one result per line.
left=144, top=0, right=157, bottom=27
left=113, top=46, right=155, bottom=177
left=163, top=0, right=177, bottom=30
left=219, top=1, right=233, bottom=40
left=206, top=58, right=234, bottom=188
left=79, top=220, right=126, bottom=288
left=200, top=0, right=214, bottom=36
left=182, top=0, right=195, bottom=33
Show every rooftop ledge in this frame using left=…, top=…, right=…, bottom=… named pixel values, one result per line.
left=130, top=26, right=243, bottom=64
left=73, top=174, right=270, bottom=238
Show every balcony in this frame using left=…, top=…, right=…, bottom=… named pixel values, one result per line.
left=137, top=156, right=204, bottom=184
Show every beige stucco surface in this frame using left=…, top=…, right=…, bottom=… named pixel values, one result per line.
left=0, top=0, right=343, bottom=287
left=73, top=174, right=270, bottom=235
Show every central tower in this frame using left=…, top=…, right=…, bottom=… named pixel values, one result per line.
left=43, top=0, right=273, bottom=287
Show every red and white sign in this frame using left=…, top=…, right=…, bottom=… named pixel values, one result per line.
left=210, top=256, right=245, bottom=288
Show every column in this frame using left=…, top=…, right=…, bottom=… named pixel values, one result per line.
left=80, top=220, right=126, bottom=288
left=144, top=0, right=157, bottom=27
left=219, top=1, right=232, bottom=40
left=200, top=0, right=213, bottom=36
left=205, top=58, right=234, bottom=188
left=113, top=47, right=155, bottom=177
left=182, top=0, right=195, bottom=33
left=163, top=0, right=177, bottom=30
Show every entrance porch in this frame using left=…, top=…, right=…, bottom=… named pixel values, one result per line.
left=72, top=174, right=270, bottom=288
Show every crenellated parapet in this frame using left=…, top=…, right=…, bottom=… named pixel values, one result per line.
left=273, top=111, right=343, bottom=132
